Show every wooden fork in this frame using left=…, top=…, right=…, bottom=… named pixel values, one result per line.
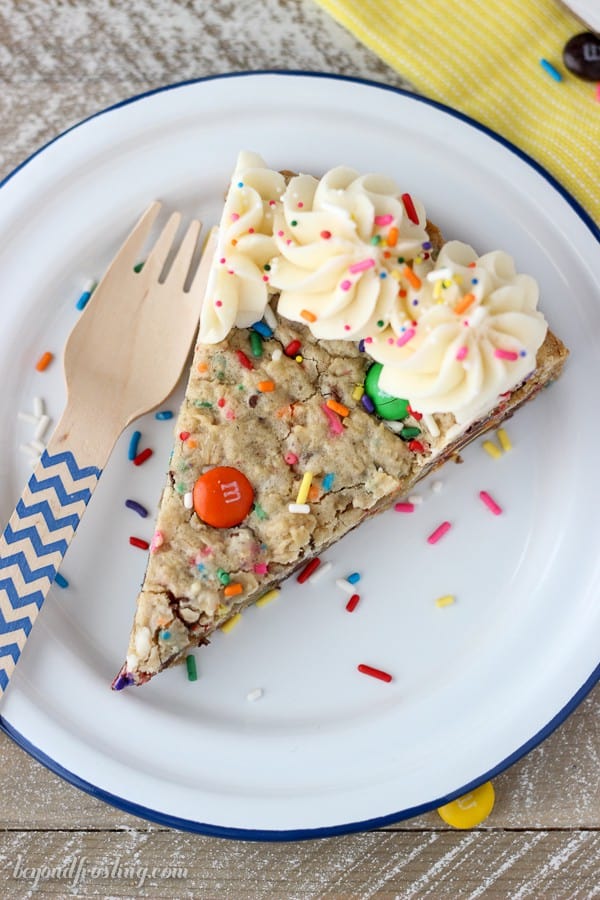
left=0, top=203, right=216, bottom=697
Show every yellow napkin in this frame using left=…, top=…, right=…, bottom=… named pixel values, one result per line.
left=315, top=0, right=599, bottom=223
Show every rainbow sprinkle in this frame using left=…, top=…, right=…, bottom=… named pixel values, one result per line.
left=427, top=521, right=452, bottom=545
left=479, top=490, right=503, bottom=516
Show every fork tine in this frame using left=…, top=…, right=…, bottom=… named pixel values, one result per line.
left=115, top=201, right=162, bottom=270
left=186, top=227, right=218, bottom=296
left=143, top=211, right=183, bottom=278
left=164, top=218, right=202, bottom=289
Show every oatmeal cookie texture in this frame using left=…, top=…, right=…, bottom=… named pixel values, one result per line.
left=113, top=152, right=568, bottom=688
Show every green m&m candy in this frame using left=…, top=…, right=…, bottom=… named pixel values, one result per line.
left=364, top=363, right=410, bottom=421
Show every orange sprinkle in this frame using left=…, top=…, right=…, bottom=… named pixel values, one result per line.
left=258, top=380, right=275, bottom=392
left=224, top=582, right=243, bottom=597
left=300, top=309, right=317, bottom=323
left=35, top=351, right=54, bottom=372
left=326, top=399, right=350, bottom=417
left=186, top=438, right=198, bottom=449
left=454, top=293, right=476, bottom=315
left=402, top=266, right=422, bottom=291
left=308, top=485, right=320, bottom=501
left=468, top=261, right=477, bottom=268
left=197, top=362, right=208, bottom=373
left=387, top=226, right=399, bottom=247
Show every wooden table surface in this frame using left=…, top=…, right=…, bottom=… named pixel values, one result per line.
left=0, top=2, right=598, bottom=897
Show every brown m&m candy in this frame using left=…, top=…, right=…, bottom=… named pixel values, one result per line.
left=192, top=466, right=254, bottom=528
left=563, top=32, right=600, bottom=81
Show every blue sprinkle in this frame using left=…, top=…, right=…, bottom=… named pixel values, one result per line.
left=412, top=299, right=419, bottom=306
left=54, top=572, right=69, bottom=589
left=422, top=241, right=432, bottom=250
left=76, top=290, right=92, bottom=311
left=361, top=394, right=375, bottom=414
left=112, top=672, right=134, bottom=691
left=380, top=272, right=387, bottom=279
left=358, top=339, right=366, bottom=353
left=237, top=181, right=244, bottom=188
left=471, top=278, right=479, bottom=285
left=540, top=58, right=562, bottom=82
left=520, top=350, right=527, bottom=357
left=155, top=410, right=173, bottom=420
left=322, top=473, right=335, bottom=491
left=347, top=572, right=361, bottom=584
left=125, top=498, right=148, bottom=518
left=128, top=430, right=141, bottom=460
left=252, top=320, right=273, bottom=338
left=161, top=630, right=171, bottom=640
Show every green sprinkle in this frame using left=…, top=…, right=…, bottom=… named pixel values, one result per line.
left=186, top=655, right=198, bottom=681
left=175, top=482, right=187, bottom=494
left=400, top=426, right=421, bottom=440
left=216, top=371, right=225, bottom=381
left=370, top=235, right=381, bottom=245
left=263, top=264, right=271, bottom=272
left=250, top=331, right=263, bottom=358
left=133, top=261, right=145, bottom=273
left=290, top=220, right=298, bottom=227
left=217, top=568, right=230, bottom=585
left=397, top=257, right=405, bottom=264
left=253, top=503, right=268, bottom=520
left=377, top=320, right=384, bottom=328
left=196, top=400, right=213, bottom=408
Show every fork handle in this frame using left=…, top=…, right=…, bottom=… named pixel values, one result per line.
left=0, top=442, right=102, bottom=697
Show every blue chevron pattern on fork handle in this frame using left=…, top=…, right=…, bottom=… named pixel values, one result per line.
left=0, top=449, right=101, bottom=696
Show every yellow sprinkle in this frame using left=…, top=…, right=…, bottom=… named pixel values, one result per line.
left=296, top=471, right=314, bottom=505
left=295, top=355, right=303, bottom=363
left=433, top=280, right=443, bottom=300
left=256, top=589, right=280, bottom=607
left=482, top=440, right=502, bottom=460
left=220, top=613, right=242, bottom=633
left=497, top=428, right=512, bottom=452
left=390, top=269, right=401, bottom=281
left=437, top=782, right=495, bottom=829
left=352, top=384, right=364, bottom=401
left=435, top=594, right=456, bottom=608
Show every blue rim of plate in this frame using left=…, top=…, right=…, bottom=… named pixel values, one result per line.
left=0, top=71, right=598, bottom=840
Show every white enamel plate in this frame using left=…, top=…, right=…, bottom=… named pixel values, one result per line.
left=0, top=73, right=598, bottom=838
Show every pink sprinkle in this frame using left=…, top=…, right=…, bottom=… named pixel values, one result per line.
left=494, top=348, right=519, bottom=361
left=349, top=258, right=376, bottom=274
left=225, top=409, right=236, bottom=420
left=596, top=83, right=600, bottom=103
left=215, top=300, right=223, bottom=307
left=219, top=257, right=226, bottom=264
left=456, top=345, right=469, bottom=361
left=344, top=324, right=351, bottom=331
left=254, top=562, right=269, bottom=574
left=321, top=403, right=344, bottom=435
left=150, top=530, right=164, bottom=553
left=269, top=200, right=276, bottom=206
left=387, top=337, right=395, bottom=345
left=479, top=490, right=503, bottom=515
left=284, top=452, right=299, bottom=465
left=427, top=521, right=452, bottom=544
left=231, top=213, right=240, bottom=221
left=340, top=279, right=352, bottom=291
left=277, top=230, right=284, bottom=237
left=374, top=214, right=393, bottom=226
left=262, top=275, right=269, bottom=282
left=364, top=336, right=373, bottom=344
left=394, top=502, right=415, bottom=513
left=298, top=201, right=304, bottom=208
left=396, top=327, right=416, bottom=347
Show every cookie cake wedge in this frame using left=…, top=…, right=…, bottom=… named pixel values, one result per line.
left=112, top=152, right=568, bottom=689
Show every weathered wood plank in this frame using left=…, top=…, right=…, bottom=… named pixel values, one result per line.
left=0, top=829, right=598, bottom=899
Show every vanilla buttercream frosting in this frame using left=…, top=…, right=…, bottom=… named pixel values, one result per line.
left=268, top=167, right=431, bottom=340
left=366, top=241, right=548, bottom=423
left=198, top=152, right=286, bottom=343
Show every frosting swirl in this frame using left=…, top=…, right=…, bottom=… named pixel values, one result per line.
left=366, top=241, right=548, bottom=423
left=268, top=167, right=431, bottom=340
left=199, top=151, right=286, bottom=343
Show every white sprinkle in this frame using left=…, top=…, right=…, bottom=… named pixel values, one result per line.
left=408, top=494, right=423, bottom=505
left=183, top=491, right=193, bottom=509
left=288, top=503, right=310, bottom=514
left=423, top=413, right=440, bottom=437
left=426, top=267, right=453, bottom=282
left=431, top=480, right=443, bottom=493
left=247, top=688, right=263, bottom=702
left=17, top=411, right=38, bottom=425
left=263, top=303, right=277, bottom=330
left=383, top=420, right=404, bottom=434
left=19, top=443, right=39, bottom=458
left=34, top=415, right=51, bottom=441
left=30, top=439, right=46, bottom=453
left=271, top=348, right=282, bottom=362
left=335, top=578, right=355, bottom=596
left=308, top=560, right=332, bottom=584
left=33, top=396, right=45, bottom=417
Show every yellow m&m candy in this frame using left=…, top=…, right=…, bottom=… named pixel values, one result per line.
left=436, top=781, right=495, bottom=829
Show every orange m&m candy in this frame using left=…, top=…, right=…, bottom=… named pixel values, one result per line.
left=192, top=466, right=254, bottom=528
